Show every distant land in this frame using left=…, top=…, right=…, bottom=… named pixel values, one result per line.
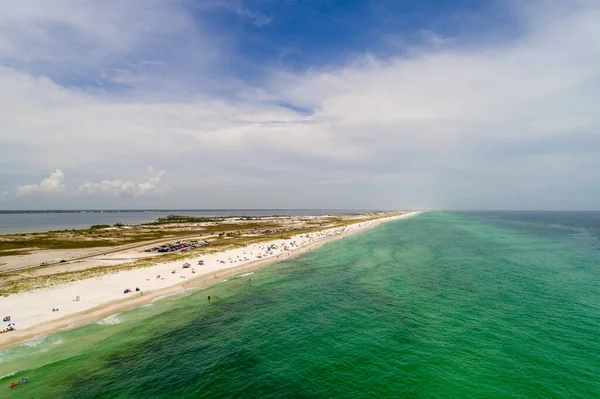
left=0, top=209, right=385, bottom=214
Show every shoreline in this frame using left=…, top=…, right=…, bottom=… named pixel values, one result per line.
left=0, top=211, right=420, bottom=350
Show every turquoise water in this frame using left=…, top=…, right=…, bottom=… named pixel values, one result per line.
left=1, top=211, right=599, bottom=398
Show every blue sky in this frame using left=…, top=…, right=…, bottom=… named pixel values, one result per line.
left=36, top=0, right=517, bottom=91
left=1, top=0, right=599, bottom=210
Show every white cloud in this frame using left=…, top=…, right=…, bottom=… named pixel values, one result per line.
left=2, top=169, right=66, bottom=196
left=1, top=0, right=600, bottom=209
left=76, top=168, right=167, bottom=197
left=0, top=0, right=199, bottom=61
left=235, top=7, right=272, bottom=26
left=2, top=168, right=166, bottom=199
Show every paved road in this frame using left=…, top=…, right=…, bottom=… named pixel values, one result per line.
left=0, top=233, right=216, bottom=275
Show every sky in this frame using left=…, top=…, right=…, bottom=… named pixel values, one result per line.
left=0, top=0, right=599, bottom=210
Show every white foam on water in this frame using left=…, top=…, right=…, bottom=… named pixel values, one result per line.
left=171, top=290, right=192, bottom=300
left=97, top=314, right=122, bottom=325
left=238, top=272, right=254, bottom=277
left=21, top=335, right=48, bottom=348
left=0, top=371, right=17, bottom=380
left=151, top=291, right=184, bottom=303
left=175, top=292, right=192, bottom=299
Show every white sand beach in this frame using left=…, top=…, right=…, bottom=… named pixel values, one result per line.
left=0, top=212, right=420, bottom=349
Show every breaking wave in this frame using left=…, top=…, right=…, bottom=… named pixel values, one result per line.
left=97, top=314, right=123, bottom=325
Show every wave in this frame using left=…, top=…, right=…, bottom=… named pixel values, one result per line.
left=21, top=335, right=48, bottom=348
left=238, top=272, right=254, bottom=278
left=151, top=290, right=186, bottom=303
left=0, top=371, right=17, bottom=381
left=151, top=293, right=174, bottom=303
left=171, top=290, right=193, bottom=300
left=97, top=314, right=123, bottom=325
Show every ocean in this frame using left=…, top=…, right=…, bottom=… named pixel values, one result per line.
left=1, top=211, right=599, bottom=398
left=0, top=209, right=374, bottom=235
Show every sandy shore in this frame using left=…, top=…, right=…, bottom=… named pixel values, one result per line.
left=0, top=212, right=420, bottom=350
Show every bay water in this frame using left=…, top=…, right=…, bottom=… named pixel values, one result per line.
left=0, top=209, right=373, bottom=235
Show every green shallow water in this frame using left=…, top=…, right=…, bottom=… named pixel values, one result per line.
left=1, top=211, right=599, bottom=398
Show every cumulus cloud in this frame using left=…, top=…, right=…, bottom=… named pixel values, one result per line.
left=0, top=0, right=204, bottom=61
left=1, top=168, right=166, bottom=199
left=76, top=167, right=167, bottom=197
left=235, top=7, right=272, bottom=26
left=2, top=169, right=66, bottom=196
left=0, top=0, right=600, bottom=209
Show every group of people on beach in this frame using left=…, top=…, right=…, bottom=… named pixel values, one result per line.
left=0, top=325, right=15, bottom=333
left=9, top=378, right=28, bottom=389
left=1, top=315, right=14, bottom=333
left=0, top=216, right=397, bottom=345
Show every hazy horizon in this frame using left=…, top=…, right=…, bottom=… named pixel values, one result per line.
left=2, top=208, right=600, bottom=213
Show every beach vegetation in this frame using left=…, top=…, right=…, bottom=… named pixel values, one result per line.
left=90, top=224, right=111, bottom=229
left=0, top=212, right=404, bottom=295
left=144, top=215, right=225, bottom=225
left=0, top=215, right=376, bottom=258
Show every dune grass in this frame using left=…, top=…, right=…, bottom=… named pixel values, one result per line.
left=0, top=212, right=402, bottom=296
left=0, top=216, right=288, bottom=257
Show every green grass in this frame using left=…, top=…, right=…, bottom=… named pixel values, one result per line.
left=0, top=215, right=296, bottom=257
left=0, top=219, right=285, bottom=257
left=0, top=214, right=380, bottom=257
left=144, top=215, right=225, bottom=225
left=0, top=212, right=405, bottom=295
left=0, top=249, right=31, bottom=257
left=90, top=224, right=111, bottom=229
left=0, top=233, right=177, bottom=256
